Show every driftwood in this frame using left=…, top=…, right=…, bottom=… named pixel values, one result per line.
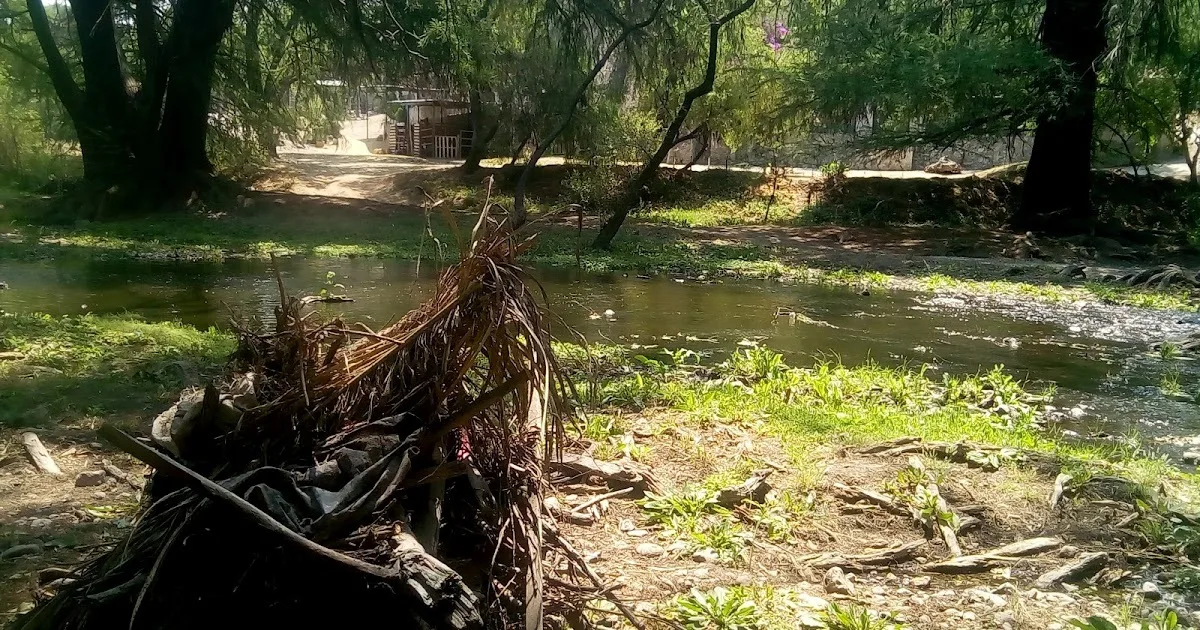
left=549, top=453, right=661, bottom=496
left=1035, top=551, right=1108, bottom=588
left=803, top=541, right=925, bottom=569
left=570, top=486, right=634, bottom=516
left=716, top=470, right=772, bottom=508
left=99, top=459, right=143, bottom=490
left=832, top=483, right=911, bottom=517
left=98, top=424, right=483, bottom=629
left=860, top=437, right=1058, bottom=472
left=923, top=537, right=1063, bottom=574
left=21, top=432, right=61, bottom=476
left=1049, top=473, right=1071, bottom=510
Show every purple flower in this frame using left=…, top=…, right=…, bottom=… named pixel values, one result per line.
left=764, top=21, right=789, bottom=51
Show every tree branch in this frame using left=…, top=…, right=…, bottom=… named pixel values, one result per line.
left=25, top=0, right=83, bottom=118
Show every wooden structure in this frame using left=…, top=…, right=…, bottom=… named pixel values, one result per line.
left=386, top=99, right=473, bottom=159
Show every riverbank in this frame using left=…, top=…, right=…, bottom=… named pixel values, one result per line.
left=1, top=314, right=1198, bottom=626
left=1, top=188, right=1196, bottom=313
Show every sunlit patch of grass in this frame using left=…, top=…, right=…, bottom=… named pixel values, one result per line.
left=0, top=312, right=234, bottom=428
left=566, top=341, right=1200, bottom=504
left=1085, top=282, right=1196, bottom=312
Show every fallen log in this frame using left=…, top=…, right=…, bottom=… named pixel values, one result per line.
left=99, top=459, right=143, bottom=490
left=21, top=432, right=61, bottom=476
left=831, top=483, right=911, bottom=517
left=803, top=541, right=925, bottom=569
left=1035, top=551, right=1108, bottom=588
left=923, top=537, right=1064, bottom=574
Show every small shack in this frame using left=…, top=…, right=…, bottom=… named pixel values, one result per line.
left=387, top=99, right=472, bottom=159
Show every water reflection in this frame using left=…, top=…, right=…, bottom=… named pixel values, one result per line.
left=2, top=254, right=1196, bottom=443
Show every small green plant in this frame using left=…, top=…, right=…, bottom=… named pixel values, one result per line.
left=821, top=603, right=900, bottom=630
left=1160, top=368, right=1184, bottom=395
left=1160, top=341, right=1182, bottom=360
left=726, top=346, right=787, bottom=381
left=577, top=414, right=626, bottom=441
left=640, top=490, right=723, bottom=526
left=1168, top=567, right=1200, bottom=597
left=1069, top=610, right=1178, bottom=630
left=667, top=587, right=762, bottom=630
left=819, top=160, right=847, bottom=178
left=317, top=270, right=345, bottom=298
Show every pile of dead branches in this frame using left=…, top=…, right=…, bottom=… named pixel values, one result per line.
left=10, top=215, right=613, bottom=630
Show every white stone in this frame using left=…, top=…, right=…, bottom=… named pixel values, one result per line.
left=635, top=543, right=664, bottom=556
left=74, top=470, right=107, bottom=487
left=911, top=576, right=932, bottom=588
left=29, top=518, right=51, bottom=528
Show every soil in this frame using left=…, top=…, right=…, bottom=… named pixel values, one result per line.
left=0, top=429, right=146, bottom=622
left=551, top=409, right=1169, bottom=628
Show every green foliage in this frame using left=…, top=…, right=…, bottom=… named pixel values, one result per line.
left=667, top=587, right=762, bottom=630
left=726, top=346, right=787, bottom=381
left=639, top=489, right=752, bottom=562
left=1070, top=610, right=1179, bottom=630
left=821, top=603, right=902, bottom=630
left=0, top=312, right=233, bottom=428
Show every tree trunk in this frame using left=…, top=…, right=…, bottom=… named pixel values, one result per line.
left=153, top=0, right=237, bottom=193
left=1014, top=0, right=1108, bottom=234
left=592, top=0, right=756, bottom=249
left=462, top=86, right=497, bottom=173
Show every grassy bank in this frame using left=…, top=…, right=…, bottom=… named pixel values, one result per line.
left=0, top=313, right=233, bottom=429
left=1, top=182, right=1195, bottom=312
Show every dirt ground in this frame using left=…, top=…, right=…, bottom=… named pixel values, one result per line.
left=551, top=409, right=1166, bottom=628
left=0, top=432, right=146, bottom=622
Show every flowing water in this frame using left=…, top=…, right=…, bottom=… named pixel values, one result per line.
left=3, top=255, right=1198, bottom=458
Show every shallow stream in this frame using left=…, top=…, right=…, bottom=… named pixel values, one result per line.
left=2, top=255, right=1198, bottom=459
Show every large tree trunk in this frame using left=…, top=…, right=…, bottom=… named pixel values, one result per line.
left=592, top=0, right=755, bottom=249
left=1014, top=0, right=1108, bottom=235
left=26, top=0, right=235, bottom=209
left=154, top=0, right=237, bottom=192
left=462, top=85, right=498, bottom=173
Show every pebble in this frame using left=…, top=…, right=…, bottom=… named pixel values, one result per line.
left=92, top=491, right=107, bottom=499
left=635, top=543, right=664, bottom=557
left=794, top=594, right=829, bottom=609
left=1184, top=451, right=1200, bottom=465
left=1141, top=581, right=1162, bottom=601
left=29, top=518, right=51, bottom=529
left=967, top=588, right=1007, bottom=608
left=994, top=610, right=1016, bottom=625
left=911, top=575, right=932, bottom=588
left=690, top=548, right=719, bottom=563
left=74, top=470, right=107, bottom=487
left=626, top=529, right=648, bottom=537
left=618, top=519, right=635, bottom=532
left=961, top=612, right=977, bottom=621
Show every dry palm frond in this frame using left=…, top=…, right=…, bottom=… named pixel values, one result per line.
left=12, top=213, right=593, bottom=630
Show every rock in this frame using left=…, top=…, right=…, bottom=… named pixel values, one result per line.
left=911, top=575, right=932, bottom=588
left=824, top=567, right=856, bottom=595
left=665, top=541, right=689, bottom=555
left=967, top=588, right=1007, bottom=608
left=1184, top=452, right=1200, bottom=465
left=1140, top=581, right=1162, bottom=601
left=635, top=543, right=664, bottom=557
left=1165, top=391, right=1196, bottom=403
left=334, top=448, right=372, bottom=478
left=924, top=157, right=963, bottom=175
left=626, top=529, right=649, bottom=538
left=618, top=519, right=635, bottom=532
left=994, top=610, right=1016, bottom=625
left=29, top=518, right=52, bottom=528
left=74, top=470, right=107, bottom=487
left=0, top=543, right=43, bottom=559
left=794, top=594, right=829, bottom=609
left=961, top=611, right=977, bottom=621
left=1058, top=264, right=1087, bottom=280
left=691, top=548, right=719, bottom=563
left=1036, top=552, right=1107, bottom=588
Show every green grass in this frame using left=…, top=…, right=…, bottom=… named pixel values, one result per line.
left=0, top=312, right=234, bottom=429
left=571, top=342, right=1195, bottom=496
